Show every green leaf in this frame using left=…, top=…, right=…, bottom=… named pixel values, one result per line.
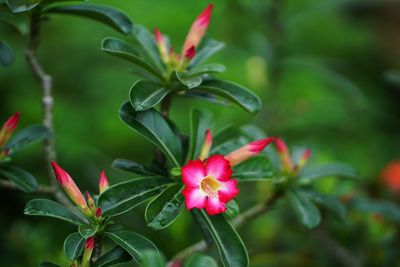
left=101, top=37, right=163, bottom=81
left=104, top=230, right=158, bottom=264
left=24, top=199, right=85, bottom=225
left=304, top=191, right=346, bottom=221
left=193, top=79, right=261, bottom=114
left=187, top=108, right=213, bottom=161
left=233, top=156, right=274, bottom=182
left=190, top=38, right=225, bottom=67
left=298, top=163, right=357, bottom=184
left=140, top=249, right=165, bottom=267
left=192, top=209, right=249, bottom=267
left=78, top=224, right=98, bottom=238
left=119, top=102, right=182, bottom=167
left=5, top=0, right=40, bottom=13
left=112, top=158, right=159, bottom=176
left=92, top=246, right=132, bottom=267
left=145, top=184, right=184, bottom=230
left=351, top=197, right=400, bottom=222
left=225, top=200, right=239, bottom=219
left=63, top=232, right=85, bottom=260
left=0, top=40, right=13, bottom=66
left=98, top=176, right=171, bottom=217
left=184, top=64, right=226, bottom=78
left=5, top=125, right=49, bottom=154
left=172, top=70, right=203, bottom=89
left=286, top=189, right=321, bottom=229
left=184, top=253, right=218, bottom=267
left=129, top=80, right=169, bottom=111
left=0, top=166, right=37, bottom=192
left=132, top=24, right=164, bottom=73
left=39, top=262, right=60, bottom=267
left=43, top=2, right=132, bottom=34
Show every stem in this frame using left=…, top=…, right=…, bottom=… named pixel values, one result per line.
left=169, top=191, right=282, bottom=262
left=161, top=94, right=172, bottom=119
left=24, top=10, right=73, bottom=209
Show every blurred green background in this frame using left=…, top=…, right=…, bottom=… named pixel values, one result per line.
left=1, top=0, right=400, bottom=266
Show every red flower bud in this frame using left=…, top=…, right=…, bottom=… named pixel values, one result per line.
left=99, top=170, right=109, bottom=194
left=273, top=137, right=293, bottom=171
left=95, top=207, right=102, bottom=218
left=381, top=160, right=400, bottom=193
left=199, top=128, right=212, bottom=160
left=184, top=45, right=196, bottom=60
left=225, top=137, right=275, bottom=166
left=0, top=112, right=20, bottom=147
left=85, top=237, right=95, bottom=250
left=154, top=28, right=169, bottom=63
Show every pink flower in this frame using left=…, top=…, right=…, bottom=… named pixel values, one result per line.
left=51, top=162, right=93, bottom=218
left=99, top=170, right=109, bottom=194
left=225, top=138, right=275, bottom=166
left=0, top=112, right=20, bottom=147
left=182, top=4, right=213, bottom=53
left=182, top=155, right=238, bottom=215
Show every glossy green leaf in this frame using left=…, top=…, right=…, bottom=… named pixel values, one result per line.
left=43, top=2, right=132, bottom=34
left=5, top=125, right=49, bottom=154
left=112, top=158, right=159, bottom=176
left=63, top=232, right=85, bottom=260
left=225, top=199, right=239, bottom=219
left=129, top=80, right=169, bottom=111
left=287, top=189, right=321, bottom=229
left=101, top=37, right=163, bottom=81
left=192, top=209, right=249, bottom=267
left=119, top=102, right=182, bottom=167
left=184, top=64, right=226, bottom=78
left=24, top=199, right=85, bottom=225
left=233, top=156, right=274, bottom=181
left=98, top=176, right=171, bottom=217
left=140, top=250, right=165, bottom=267
left=351, top=197, right=400, bottom=222
left=131, top=24, right=164, bottom=73
left=145, top=184, right=184, bottom=230
left=298, top=163, right=357, bottom=184
left=0, top=40, right=13, bottom=66
left=5, top=0, right=40, bottom=13
left=104, top=230, right=158, bottom=264
left=190, top=38, right=225, bottom=67
left=304, top=191, right=346, bottom=221
left=92, top=246, right=132, bottom=267
left=184, top=253, right=218, bottom=267
left=78, top=224, right=98, bottom=238
left=39, top=262, right=60, bottom=267
left=0, top=166, right=37, bottom=192
left=187, top=108, right=213, bottom=161
left=184, top=91, right=228, bottom=105
left=193, top=79, right=261, bottom=114
left=172, top=70, right=203, bottom=89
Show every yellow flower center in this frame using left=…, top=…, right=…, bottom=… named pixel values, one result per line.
left=200, top=176, right=220, bottom=197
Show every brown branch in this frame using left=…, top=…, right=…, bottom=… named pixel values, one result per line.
left=24, top=11, right=73, bottom=209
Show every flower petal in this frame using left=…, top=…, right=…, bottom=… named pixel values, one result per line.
left=182, top=187, right=207, bottom=210
left=182, top=159, right=206, bottom=188
left=205, top=197, right=226, bottom=215
left=218, top=179, right=239, bottom=202
left=205, top=155, right=232, bottom=181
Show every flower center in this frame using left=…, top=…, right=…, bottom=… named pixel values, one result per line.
left=200, top=176, right=220, bottom=197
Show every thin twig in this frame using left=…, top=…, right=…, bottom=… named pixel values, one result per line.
left=24, top=10, right=72, bottom=209
left=0, top=179, right=56, bottom=194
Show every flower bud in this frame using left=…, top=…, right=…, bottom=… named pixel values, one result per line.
left=154, top=28, right=169, bottom=63
left=99, top=170, right=109, bottom=194
left=51, top=162, right=93, bottom=218
left=273, top=137, right=293, bottom=171
left=81, top=237, right=95, bottom=267
left=85, top=191, right=96, bottom=212
left=182, top=4, right=213, bottom=54
left=295, top=149, right=311, bottom=171
left=184, top=45, right=196, bottom=60
left=225, top=137, right=275, bottom=166
left=199, top=129, right=213, bottom=160
left=0, top=112, right=19, bottom=147
left=95, top=207, right=102, bottom=218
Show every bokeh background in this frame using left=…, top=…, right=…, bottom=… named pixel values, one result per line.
left=1, top=0, right=400, bottom=266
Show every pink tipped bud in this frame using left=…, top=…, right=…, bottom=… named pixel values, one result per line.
left=85, top=237, right=95, bottom=250
left=154, top=28, right=169, bottom=63
left=199, top=129, right=213, bottom=160
left=95, top=207, right=102, bottom=218
left=0, top=112, right=20, bottom=147
left=182, top=4, right=213, bottom=53
left=225, top=137, right=275, bottom=166
left=85, top=191, right=96, bottom=211
left=294, top=149, right=311, bottom=172
left=184, top=45, right=196, bottom=60
left=51, top=162, right=92, bottom=217
left=99, top=170, right=109, bottom=194
left=273, top=138, right=293, bottom=171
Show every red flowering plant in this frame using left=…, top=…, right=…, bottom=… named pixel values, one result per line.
left=0, top=112, right=49, bottom=192
left=25, top=162, right=157, bottom=266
